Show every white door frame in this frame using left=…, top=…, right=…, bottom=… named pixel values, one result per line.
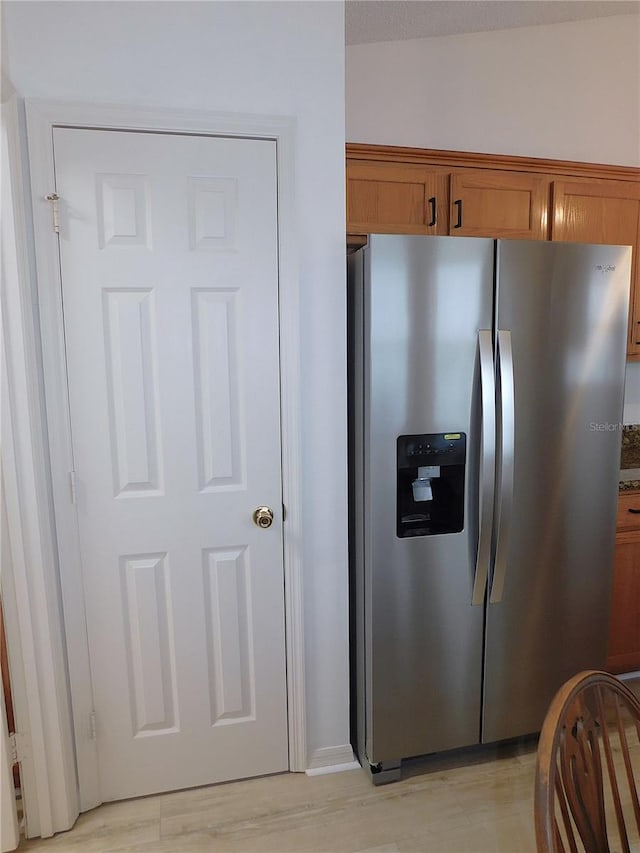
left=2, top=96, right=79, bottom=839
left=24, top=99, right=306, bottom=812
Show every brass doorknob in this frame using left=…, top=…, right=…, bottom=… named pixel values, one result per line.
left=253, top=506, right=274, bottom=529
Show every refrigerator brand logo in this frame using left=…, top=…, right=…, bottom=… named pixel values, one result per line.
left=590, top=422, right=623, bottom=432
left=595, top=264, right=616, bottom=273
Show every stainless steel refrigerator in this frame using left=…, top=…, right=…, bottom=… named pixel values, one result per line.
left=348, top=235, right=631, bottom=784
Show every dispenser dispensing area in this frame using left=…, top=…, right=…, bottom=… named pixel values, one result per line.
left=396, top=433, right=466, bottom=538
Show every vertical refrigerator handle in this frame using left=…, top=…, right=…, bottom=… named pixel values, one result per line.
left=472, top=330, right=496, bottom=606
left=490, top=330, right=515, bottom=604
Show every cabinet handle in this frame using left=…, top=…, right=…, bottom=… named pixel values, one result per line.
left=427, top=196, right=437, bottom=227
left=629, top=508, right=640, bottom=514
left=453, top=199, right=463, bottom=229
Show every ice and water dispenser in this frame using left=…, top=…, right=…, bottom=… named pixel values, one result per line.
left=396, top=433, right=466, bottom=538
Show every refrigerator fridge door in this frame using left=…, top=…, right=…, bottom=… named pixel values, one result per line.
left=482, top=240, right=632, bottom=744
left=356, top=234, right=494, bottom=765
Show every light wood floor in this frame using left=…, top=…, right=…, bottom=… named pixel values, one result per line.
left=18, top=739, right=539, bottom=853
left=17, top=678, right=640, bottom=853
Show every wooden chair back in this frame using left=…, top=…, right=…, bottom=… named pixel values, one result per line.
left=535, top=670, right=640, bottom=852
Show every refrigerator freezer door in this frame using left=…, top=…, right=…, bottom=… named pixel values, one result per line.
left=360, top=234, right=494, bottom=763
left=482, top=240, right=632, bottom=744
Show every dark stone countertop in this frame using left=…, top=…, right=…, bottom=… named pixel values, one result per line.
left=621, top=424, right=640, bottom=468
left=620, top=425, right=640, bottom=492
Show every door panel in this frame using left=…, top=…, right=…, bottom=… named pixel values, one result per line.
left=607, top=531, right=640, bottom=674
left=361, top=235, right=493, bottom=762
left=450, top=170, right=549, bottom=239
left=347, top=161, right=449, bottom=235
left=482, top=240, right=631, bottom=743
left=53, top=128, right=287, bottom=800
left=552, top=179, right=640, bottom=356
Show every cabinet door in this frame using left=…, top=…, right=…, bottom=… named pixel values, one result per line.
left=552, top=179, right=640, bottom=358
left=346, top=160, right=449, bottom=235
left=617, top=492, right=640, bottom=533
left=449, top=169, right=549, bottom=239
left=632, top=281, right=640, bottom=357
left=607, top=530, right=640, bottom=674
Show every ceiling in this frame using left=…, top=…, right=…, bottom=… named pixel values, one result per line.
left=345, top=0, right=640, bottom=45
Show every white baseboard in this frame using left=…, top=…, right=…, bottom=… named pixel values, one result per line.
left=618, top=670, right=640, bottom=681
left=306, top=761, right=361, bottom=777
left=305, top=745, right=360, bottom=776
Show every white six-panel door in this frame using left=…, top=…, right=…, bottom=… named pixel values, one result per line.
left=52, top=127, right=288, bottom=800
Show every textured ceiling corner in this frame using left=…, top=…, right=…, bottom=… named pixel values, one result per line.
left=345, top=0, right=640, bottom=45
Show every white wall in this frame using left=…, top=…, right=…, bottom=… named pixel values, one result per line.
left=347, top=15, right=640, bottom=166
left=2, top=0, right=349, bottom=769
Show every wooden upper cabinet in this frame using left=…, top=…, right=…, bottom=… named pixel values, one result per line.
left=552, top=179, right=640, bottom=357
left=449, top=169, right=549, bottom=239
left=552, top=179, right=640, bottom=244
left=346, top=160, right=449, bottom=235
left=345, top=146, right=640, bottom=357
left=346, top=160, right=550, bottom=240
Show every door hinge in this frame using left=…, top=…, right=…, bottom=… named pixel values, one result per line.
left=282, top=503, right=287, bottom=522
left=88, top=711, right=97, bottom=741
left=8, top=734, right=17, bottom=764
left=8, top=732, right=27, bottom=765
left=69, top=470, right=77, bottom=504
left=45, top=193, right=60, bottom=233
